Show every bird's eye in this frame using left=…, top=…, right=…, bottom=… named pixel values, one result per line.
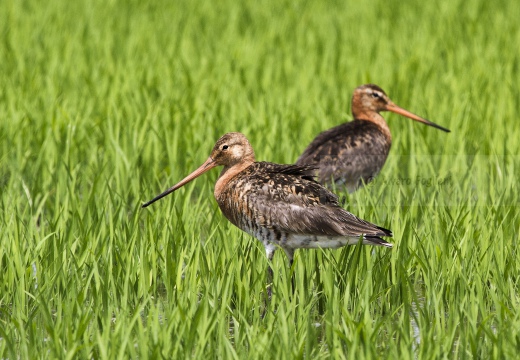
left=222, top=145, right=229, bottom=150
left=371, top=92, right=380, bottom=99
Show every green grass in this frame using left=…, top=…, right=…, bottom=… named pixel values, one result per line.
left=1, top=0, right=519, bottom=358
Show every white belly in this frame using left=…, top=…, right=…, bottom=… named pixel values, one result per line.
left=284, top=234, right=362, bottom=249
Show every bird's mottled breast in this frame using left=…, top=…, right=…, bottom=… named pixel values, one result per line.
left=296, top=120, right=391, bottom=188
left=298, top=120, right=391, bottom=162
left=214, top=162, right=338, bottom=232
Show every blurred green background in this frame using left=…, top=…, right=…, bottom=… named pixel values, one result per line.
left=1, top=0, right=519, bottom=358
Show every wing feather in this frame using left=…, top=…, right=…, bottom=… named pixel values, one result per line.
left=219, top=162, right=392, bottom=239
left=296, top=121, right=390, bottom=187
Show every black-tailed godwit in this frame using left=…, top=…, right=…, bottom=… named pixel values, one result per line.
left=296, top=84, right=450, bottom=192
left=143, top=132, right=392, bottom=294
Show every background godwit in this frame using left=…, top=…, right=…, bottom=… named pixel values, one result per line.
left=296, top=84, right=450, bottom=192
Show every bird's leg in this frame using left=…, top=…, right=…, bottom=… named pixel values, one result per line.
left=290, top=259, right=295, bottom=297
left=261, top=264, right=273, bottom=319
left=266, top=264, right=273, bottom=301
left=284, top=249, right=295, bottom=298
left=262, top=243, right=277, bottom=318
left=264, top=244, right=277, bottom=300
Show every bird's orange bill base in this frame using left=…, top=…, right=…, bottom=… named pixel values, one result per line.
left=386, top=102, right=451, bottom=133
left=142, top=157, right=217, bottom=208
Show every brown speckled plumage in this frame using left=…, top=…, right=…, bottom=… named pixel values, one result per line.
left=297, top=84, right=450, bottom=192
left=216, top=161, right=392, bottom=262
left=143, top=132, right=392, bottom=266
left=297, top=120, right=390, bottom=191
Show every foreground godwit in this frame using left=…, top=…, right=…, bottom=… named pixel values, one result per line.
left=143, top=132, right=392, bottom=292
left=296, top=84, right=450, bottom=192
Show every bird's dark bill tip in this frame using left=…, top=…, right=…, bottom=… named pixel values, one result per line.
left=436, top=124, right=451, bottom=133
left=421, top=119, right=451, bottom=133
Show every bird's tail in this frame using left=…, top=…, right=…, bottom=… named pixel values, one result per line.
left=364, top=225, right=393, bottom=247
left=364, top=234, right=393, bottom=248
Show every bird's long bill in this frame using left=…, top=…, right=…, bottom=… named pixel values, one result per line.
left=386, top=103, right=451, bottom=133
left=142, top=157, right=217, bottom=208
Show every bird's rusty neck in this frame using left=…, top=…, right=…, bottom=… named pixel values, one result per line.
left=214, top=159, right=255, bottom=198
left=352, top=110, right=392, bottom=144
left=351, top=90, right=393, bottom=143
